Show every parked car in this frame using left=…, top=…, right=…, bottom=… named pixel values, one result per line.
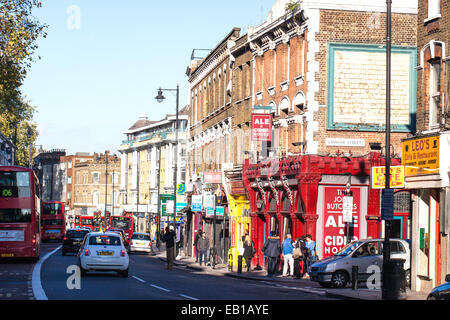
left=77, top=232, right=129, bottom=277
left=129, top=232, right=152, bottom=254
left=427, top=275, right=450, bottom=300
left=309, top=238, right=410, bottom=288
left=62, top=229, right=90, bottom=256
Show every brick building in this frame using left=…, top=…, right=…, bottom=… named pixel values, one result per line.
left=242, top=0, right=418, bottom=270
left=72, top=151, right=121, bottom=219
left=402, top=0, right=450, bottom=293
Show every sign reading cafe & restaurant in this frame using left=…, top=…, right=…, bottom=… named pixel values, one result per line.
left=402, top=135, right=439, bottom=176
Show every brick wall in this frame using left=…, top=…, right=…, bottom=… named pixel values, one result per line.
left=314, top=9, right=417, bottom=156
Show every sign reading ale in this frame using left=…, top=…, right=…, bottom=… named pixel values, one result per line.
left=251, top=113, right=272, bottom=142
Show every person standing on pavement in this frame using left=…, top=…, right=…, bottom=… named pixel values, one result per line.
left=304, top=234, right=316, bottom=278
left=193, top=229, right=202, bottom=263
left=161, top=225, right=176, bottom=270
left=261, top=231, right=281, bottom=277
left=282, top=234, right=294, bottom=277
left=243, top=235, right=255, bottom=272
left=293, top=237, right=303, bottom=279
left=196, top=231, right=210, bottom=267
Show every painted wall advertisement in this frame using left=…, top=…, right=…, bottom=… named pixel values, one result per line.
left=323, top=186, right=361, bottom=258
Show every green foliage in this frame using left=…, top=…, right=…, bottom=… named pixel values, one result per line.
left=0, top=0, right=47, bottom=166
left=285, top=0, right=302, bottom=14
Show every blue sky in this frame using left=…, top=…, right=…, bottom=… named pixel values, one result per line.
left=22, top=0, right=278, bottom=155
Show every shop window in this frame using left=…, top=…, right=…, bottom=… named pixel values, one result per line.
left=394, top=191, right=411, bottom=212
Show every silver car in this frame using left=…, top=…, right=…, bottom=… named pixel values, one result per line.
left=309, top=238, right=410, bottom=288
left=129, top=232, right=152, bottom=254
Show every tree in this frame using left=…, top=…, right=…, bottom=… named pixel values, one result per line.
left=0, top=0, right=47, bottom=166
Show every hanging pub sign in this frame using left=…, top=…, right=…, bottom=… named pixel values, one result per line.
left=251, top=113, right=272, bottom=142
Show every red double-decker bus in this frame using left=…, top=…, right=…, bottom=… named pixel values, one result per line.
left=41, top=201, right=66, bottom=241
left=0, top=166, right=41, bottom=261
left=74, top=216, right=94, bottom=230
left=109, top=212, right=134, bottom=244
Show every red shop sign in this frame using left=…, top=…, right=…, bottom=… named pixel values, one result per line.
left=322, top=186, right=361, bottom=258
left=204, top=171, right=222, bottom=184
left=230, top=216, right=236, bottom=247
left=251, top=113, right=272, bottom=142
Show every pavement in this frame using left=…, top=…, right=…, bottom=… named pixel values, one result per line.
left=150, top=245, right=429, bottom=301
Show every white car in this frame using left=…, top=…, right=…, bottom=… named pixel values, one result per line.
left=129, top=232, right=152, bottom=254
left=77, top=232, right=129, bottom=277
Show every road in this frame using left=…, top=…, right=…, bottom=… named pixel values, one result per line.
left=1, top=243, right=337, bottom=301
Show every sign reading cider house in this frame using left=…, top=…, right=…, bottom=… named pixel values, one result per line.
left=402, top=135, right=439, bottom=177
left=323, top=186, right=360, bottom=258
left=251, top=113, right=272, bottom=142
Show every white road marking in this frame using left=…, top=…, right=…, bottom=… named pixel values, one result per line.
left=32, top=245, right=62, bottom=300
left=150, top=284, right=171, bottom=292
left=131, top=276, right=146, bottom=283
left=179, top=294, right=199, bottom=300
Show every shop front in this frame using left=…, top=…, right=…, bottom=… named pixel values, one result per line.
left=402, top=132, right=450, bottom=293
left=243, top=153, right=401, bottom=268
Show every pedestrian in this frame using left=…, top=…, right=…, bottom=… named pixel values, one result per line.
left=243, top=235, right=255, bottom=272
left=161, top=225, right=176, bottom=270
left=196, top=231, right=210, bottom=267
left=282, top=234, right=294, bottom=277
left=261, top=231, right=281, bottom=277
left=304, top=234, right=317, bottom=278
left=193, top=229, right=202, bottom=262
left=293, top=237, right=303, bottom=279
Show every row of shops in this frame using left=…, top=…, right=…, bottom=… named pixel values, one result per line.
left=179, top=133, right=450, bottom=292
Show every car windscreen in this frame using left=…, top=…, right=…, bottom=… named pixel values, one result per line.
left=131, top=234, right=150, bottom=241
left=333, top=241, right=364, bottom=256
left=66, top=230, right=89, bottom=238
left=88, top=235, right=121, bottom=246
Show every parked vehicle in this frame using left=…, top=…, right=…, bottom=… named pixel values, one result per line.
left=77, top=232, right=129, bottom=277
left=427, top=275, right=450, bottom=300
left=129, top=232, right=152, bottom=254
left=309, top=238, right=410, bottom=288
left=62, top=228, right=90, bottom=255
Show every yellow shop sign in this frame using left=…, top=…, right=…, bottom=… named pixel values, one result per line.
left=402, top=135, right=439, bottom=176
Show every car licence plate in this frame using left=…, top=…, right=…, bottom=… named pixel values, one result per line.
left=1, top=253, right=14, bottom=257
left=137, top=242, right=145, bottom=246
left=97, top=251, right=113, bottom=256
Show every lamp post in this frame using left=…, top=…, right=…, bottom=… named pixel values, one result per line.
left=382, top=0, right=403, bottom=300
left=155, top=85, right=179, bottom=228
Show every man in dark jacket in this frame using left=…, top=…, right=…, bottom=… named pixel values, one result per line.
left=196, top=231, right=210, bottom=266
left=261, top=231, right=281, bottom=277
left=162, top=225, right=176, bottom=270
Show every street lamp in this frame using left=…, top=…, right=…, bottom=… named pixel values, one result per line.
left=155, top=85, right=179, bottom=228
left=381, top=0, right=404, bottom=300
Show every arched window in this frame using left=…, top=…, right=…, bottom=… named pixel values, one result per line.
left=279, top=96, right=290, bottom=115
left=294, top=91, right=305, bottom=112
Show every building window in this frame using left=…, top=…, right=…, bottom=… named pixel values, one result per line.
left=429, top=59, right=441, bottom=128
left=427, top=0, right=441, bottom=20
left=92, top=172, right=100, bottom=184
left=93, top=190, right=99, bottom=205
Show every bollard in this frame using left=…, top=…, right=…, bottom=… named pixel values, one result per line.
left=352, top=265, right=358, bottom=290
left=382, top=259, right=406, bottom=300
left=238, top=255, right=243, bottom=274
